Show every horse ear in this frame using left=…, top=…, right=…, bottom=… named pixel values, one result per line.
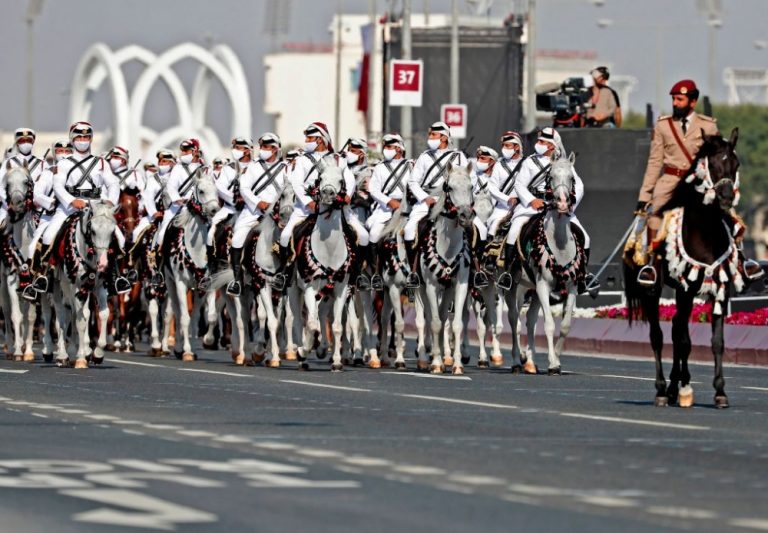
left=465, top=162, right=472, bottom=174
left=112, top=204, right=121, bottom=215
left=568, top=151, right=576, bottom=164
left=729, top=127, right=739, bottom=149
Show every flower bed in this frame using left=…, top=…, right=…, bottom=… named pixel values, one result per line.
left=590, top=301, right=768, bottom=326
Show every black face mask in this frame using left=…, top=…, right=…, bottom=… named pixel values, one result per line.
left=672, top=105, right=691, bottom=120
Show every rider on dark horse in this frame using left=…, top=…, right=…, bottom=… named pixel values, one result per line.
left=635, top=79, right=763, bottom=286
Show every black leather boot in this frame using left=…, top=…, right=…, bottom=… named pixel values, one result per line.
left=227, top=247, right=243, bottom=296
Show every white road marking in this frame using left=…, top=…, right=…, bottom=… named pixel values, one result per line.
left=177, top=369, right=251, bottom=378
left=252, top=441, right=298, bottom=451
left=434, top=483, right=475, bottom=494
left=0, top=369, right=28, bottom=374
left=175, top=430, right=218, bottom=438
left=344, top=457, right=392, bottom=467
left=742, top=386, right=768, bottom=392
left=730, top=518, right=768, bottom=531
left=31, top=404, right=61, bottom=410
left=646, top=506, right=718, bottom=519
left=111, top=420, right=144, bottom=425
left=31, top=413, right=48, bottom=419
left=399, top=394, right=518, bottom=410
left=501, top=493, right=542, bottom=506
left=296, top=450, right=344, bottom=459
left=382, top=372, right=471, bottom=381
left=122, top=429, right=145, bottom=436
left=141, top=424, right=184, bottom=431
left=212, top=435, right=252, bottom=444
left=596, top=374, right=702, bottom=384
left=447, top=474, right=506, bottom=485
left=109, top=460, right=182, bottom=473
left=66, top=410, right=91, bottom=415
left=84, top=414, right=120, bottom=421
left=578, top=495, right=638, bottom=508
left=64, top=488, right=218, bottom=530
left=281, top=380, right=371, bottom=392
left=392, top=465, right=447, bottom=476
left=110, top=359, right=163, bottom=368
left=244, top=472, right=360, bottom=489
left=559, top=412, right=710, bottom=431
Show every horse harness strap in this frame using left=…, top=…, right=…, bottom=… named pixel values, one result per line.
left=8, top=155, right=44, bottom=176
left=303, top=154, right=321, bottom=186
left=500, top=158, right=524, bottom=195
left=527, top=157, right=551, bottom=198
left=423, top=151, right=459, bottom=191
left=381, top=159, right=409, bottom=196
left=153, top=175, right=166, bottom=206
left=227, top=163, right=243, bottom=191
left=66, top=155, right=102, bottom=198
left=252, top=161, right=286, bottom=195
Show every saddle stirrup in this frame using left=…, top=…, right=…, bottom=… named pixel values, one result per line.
left=637, top=264, right=657, bottom=287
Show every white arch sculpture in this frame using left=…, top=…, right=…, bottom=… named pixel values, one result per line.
left=69, top=42, right=252, bottom=160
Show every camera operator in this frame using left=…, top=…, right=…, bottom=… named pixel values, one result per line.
left=585, top=66, right=622, bottom=128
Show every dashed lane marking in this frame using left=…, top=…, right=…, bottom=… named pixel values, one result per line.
left=398, top=394, right=518, bottom=410
left=381, top=372, right=471, bottom=381
left=0, top=369, right=29, bottom=374
left=646, top=506, right=718, bottom=519
left=109, top=359, right=163, bottom=368
left=177, top=369, right=252, bottom=378
left=559, top=412, right=709, bottom=431
left=742, top=386, right=768, bottom=392
left=729, top=518, right=768, bottom=531
left=280, top=380, right=371, bottom=393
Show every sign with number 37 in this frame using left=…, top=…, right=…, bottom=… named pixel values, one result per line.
left=389, top=59, right=423, bottom=107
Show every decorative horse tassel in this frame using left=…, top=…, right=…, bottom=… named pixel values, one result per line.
left=687, top=264, right=700, bottom=282
left=703, top=188, right=716, bottom=205
left=716, top=285, right=726, bottom=302
left=733, top=272, right=744, bottom=293
left=719, top=267, right=729, bottom=283
left=714, top=301, right=723, bottom=316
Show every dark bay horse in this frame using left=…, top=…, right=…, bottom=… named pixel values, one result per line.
left=624, top=128, right=742, bottom=409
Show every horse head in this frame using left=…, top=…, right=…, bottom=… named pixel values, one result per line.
left=277, top=182, right=295, bottom=227
left=317, top=156, right=345, bottom=207
left=437, top=165, right=474, bottom=227
left=549, top=152, right=576, bottom=215
left=5, top=166, right=32, bottom=216
left=697, top=128, right=740, bottom=211
left=83, top=201, right=118, bottom=274
left=193, top=173, right=220, bottom=218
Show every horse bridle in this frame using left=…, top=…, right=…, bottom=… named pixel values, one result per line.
left=6, top=176, right=35, bottom=223
left=687, top=154, right=741, bottom=206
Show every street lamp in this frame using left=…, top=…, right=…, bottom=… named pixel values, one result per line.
left=26, top=0, right=45, bottom=128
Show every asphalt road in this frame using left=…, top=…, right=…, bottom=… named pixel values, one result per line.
left=2, top=342, right=768, bottom=533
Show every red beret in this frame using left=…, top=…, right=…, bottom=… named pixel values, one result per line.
left=670, top=79, right=698, bottom=96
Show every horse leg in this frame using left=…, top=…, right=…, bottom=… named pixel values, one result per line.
left=506, top=288, right=522, bottom=369
left=488, top=288, right=503, bottom=367
left=262, top=290, right=281, bottom=368
left=642, top=290, right=667, bottom=406
left=414, top=289, right=429, bottom=370
left=523, top=295, right=540, bottom=374
left=359, top=292, right=381, bottom=369
left=51, top=287, right=70, bottom=364
left=228, top=296, right=245, bottom=365
left=253, top=290, right=268, bottom=363
left=672, top=291, right=695, bottom=407
left=21, top=300, right=36, bottom=362
left=176, top=281, right=194, bottom=361
left=474, top=298, right=488, bottom=368
left=302, top=286, right=320, bottom=365
left=712, top=302, right=729, bottom=408
left=202, top=291, right=218, bottom=348
left=93, top=289, right=110, bottom=364
left=74, top=296, right=91, bottom=367
left=425, top=284, right=444, bottom=374
left=40, top=295, right=55, bottom=362
left=7, top=277, right=25, bottom=360
left=450, top=277, right=470, bottom=375
left=330, top=286, right=348, bottom=372
left=147, top=296, right=162, bottom=355
left=552, top=287, right=578, bottom=373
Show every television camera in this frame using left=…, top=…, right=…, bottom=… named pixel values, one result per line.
left=535, top=76, right=593, bottom=128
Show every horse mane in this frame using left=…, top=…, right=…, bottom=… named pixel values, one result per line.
left=429, top=167, right=470, bottom=222
left=660, top=135, right=728, bottom=212
left=380, top=196, right=411, bottom=241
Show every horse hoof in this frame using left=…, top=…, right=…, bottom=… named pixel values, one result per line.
left=266, top=358, right=280, bottom=368
left=523, top=360, right=538, bottom=375
left=23, top=353, right=35, bottom=363
left=547, top=366, right=561, bottom=376
left=714, top=395, right=730, bottom=409
left=283, top=350, right=298, bottom=361
left=55, top=358, right=70, bottom=368
left=168, top=337, right=176, bottom=346
left=395, top=361, right=407, bottom=371
left=368, top=359, right=381, bottom=369
left=234, top=354, right=245, bottom=366
left=490, top=355, right=503, bottom=367
left=678, top=386, right=694, bottom=408
left=182, top=352, right=195, bottom=362
left=477, top=360, right=489, bottom=369
left=5, top=353, right=13, bottom=361
left=252, top=353, right=265, bottom=364
left=42, top=353, right=53, bottom=364
left=353, top=358, right=365, bottom=367
left=13, top=355, right=24, bottom=362
left=91, top=355, right=104, bottom=366
left=380, top=359, right=391, bottom=369
left=443, top=356, right=454, bottom=367
left=654, top=396, right=669, bottom=407
left=417, top=360, right=429, bottom=371
left=331, top=363, right=344, bottom=372
left=74, top=359, right=89, bottom=370
left=203, top=341, right=217, bottom=350
left=510, top=364, right=522, bottom=375
left=452, top=366, right=464, bottom=376
left=174, top=351, right=183, bottom=360
left=461, top=355, right=470, bottom=365
left=148, top=348, right=162, bottom=357
left=299, top=362, right=310, bottom=371
left=429, top=365, right=444, bottom=375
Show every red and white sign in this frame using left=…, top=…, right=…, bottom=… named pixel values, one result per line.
left=389, top=59, right=423, bottom=107
left=440, top=103, right=468, bottom=139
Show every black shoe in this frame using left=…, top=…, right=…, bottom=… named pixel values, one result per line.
left=115, top=276, right=132, bottom=295
left=22, top=285, right=38, bottom=302
left=226, top=280, right=241, bottom=296
left=497, top=271, right=513, bottom=291
left=406, top=272, right=420, bottom=289
left=32, top=275, right=48, bottom=293
left=271, top=273, right=286, bottom=291
left=356, top=274, right=371, bottom=291
left=473, top=271, right=489, bottom=288
left=370, top=274, right=384, bottom=291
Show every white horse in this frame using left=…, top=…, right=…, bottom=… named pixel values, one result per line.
left=296, top=158, right=353, bottom=371
left=507, top=153, right=583, bottom=375
left=416, top=166, right=474, bottom=375
left=49, top=202, right=120, bottom=368
left=0, top=166, right=54, bottom=361
left=468, top=182, right=504, bottom=368
left=161, top=174, right=221, bottom=361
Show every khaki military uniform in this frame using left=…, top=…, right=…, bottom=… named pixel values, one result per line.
left=639, top=112, right=719, bottom=230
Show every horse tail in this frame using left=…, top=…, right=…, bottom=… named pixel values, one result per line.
left=622, top=260, right=645, bottom=325
left=208, top=268, right=234, bottom=293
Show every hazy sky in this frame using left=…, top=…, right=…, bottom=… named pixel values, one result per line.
left=1, top=0, right=766, bottom=138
